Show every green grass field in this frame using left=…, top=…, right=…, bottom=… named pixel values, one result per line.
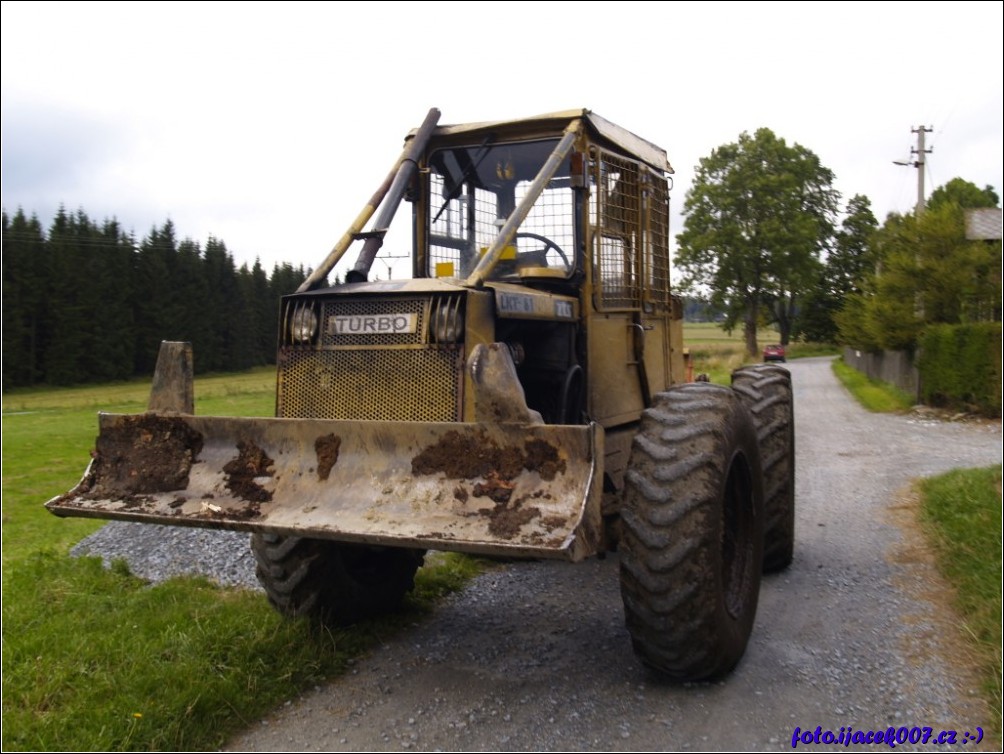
left=1, top=367, right=483, bottom=751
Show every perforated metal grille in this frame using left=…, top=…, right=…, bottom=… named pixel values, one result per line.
left=277, top=347, right=462, bottom=421
left=320, top=298, right=427, bottom=347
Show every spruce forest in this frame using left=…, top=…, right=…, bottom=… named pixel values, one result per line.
left=3, top=207, right=312, bottom=389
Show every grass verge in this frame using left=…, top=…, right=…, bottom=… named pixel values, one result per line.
left=2, top=549, right=483, bottom=751
left=831, top=357, right=915, bottom=412
left=2, top=371, right=485, bottom=751
left=917, top=465, right=1003, bottom=737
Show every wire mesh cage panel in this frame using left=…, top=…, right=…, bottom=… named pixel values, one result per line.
left=514, top=179, right=575, bottom=266
left=645, top=174, right=671, bottom=311
left=425, top=139, right=574, bottom=279
left=590, top=149, right=672, bottom=311
left=591, top=151, right=641, bottom=309
left=427, top=174, right=501, bottom=278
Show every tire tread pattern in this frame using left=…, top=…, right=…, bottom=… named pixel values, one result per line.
left=620, top=382, right=764, bottom=681
left=251, top=535, right=425, bottom=626
left=732, top=364, right=795, bottom=572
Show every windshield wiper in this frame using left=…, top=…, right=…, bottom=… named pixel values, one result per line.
left=431, top=134, right=495, bottom=224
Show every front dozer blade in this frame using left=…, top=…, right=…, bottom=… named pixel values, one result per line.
left=47, top=413, right=605, bottom=561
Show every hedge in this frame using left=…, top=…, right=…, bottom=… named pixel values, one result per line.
left=917, top=323, right=1002, bottom=417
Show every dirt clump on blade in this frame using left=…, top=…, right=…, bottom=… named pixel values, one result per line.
left=412, top=429, right=523, bottom=480
left=89, top=415, right=204, bottom=497
left=523, top=439, right=566, bottom=480
left=413, top=431, right=566, bottom=539
left=412, top=431, right=563, bottom=482
left=472, top=470, right=515, bottom=503
left=223, top=441, right=275, bottom=503
left=481, top=495, right=542, bottom=539
left=315, top=434, right=342, bottom=481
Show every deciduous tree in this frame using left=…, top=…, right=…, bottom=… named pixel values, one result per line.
left=675, top=128, right=839, bottom=356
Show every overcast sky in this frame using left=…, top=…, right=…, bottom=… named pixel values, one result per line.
left=2, top=1, right=1001, bottom=280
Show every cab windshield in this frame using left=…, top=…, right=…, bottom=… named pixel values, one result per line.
left=426, top=139, right=574, bottom=280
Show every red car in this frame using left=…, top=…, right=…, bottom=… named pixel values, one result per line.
left=763, top=344, right=786, bottom=363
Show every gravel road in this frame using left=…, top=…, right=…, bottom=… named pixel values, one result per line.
left=75, top=357, right=1002, bottom=751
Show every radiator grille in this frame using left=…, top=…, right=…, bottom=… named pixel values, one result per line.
left=277, top=347, right=462, bottom=421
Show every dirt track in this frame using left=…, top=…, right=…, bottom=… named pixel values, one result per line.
left=224, top=357, right=1002, bottom=751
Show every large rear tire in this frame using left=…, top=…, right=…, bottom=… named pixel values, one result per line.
left=619, top=382, right=764, bottom=681
left=732, top=364, right=795, bottom=572
left=251, top=534, right=425, bottom=626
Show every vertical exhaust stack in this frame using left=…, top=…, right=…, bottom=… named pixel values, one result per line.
left=299, top=108, right=442, bottom=292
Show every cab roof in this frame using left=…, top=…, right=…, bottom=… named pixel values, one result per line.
left=411, top=108, right=673, bottom=175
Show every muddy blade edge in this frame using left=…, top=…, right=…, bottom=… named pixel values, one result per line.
left=46, top=413, right=604, bottom=562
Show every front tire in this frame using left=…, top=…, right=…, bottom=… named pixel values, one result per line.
left=619, top=382, right=764, bottom=681
left=251, top=534, right=425, bottom=626
left=732, top=364, right=795, bottom=572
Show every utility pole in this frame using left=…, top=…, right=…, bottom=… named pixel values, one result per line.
left=893, top=125, right=933, bottom=214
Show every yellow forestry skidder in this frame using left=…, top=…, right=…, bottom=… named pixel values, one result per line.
left=49, top=108, right=795, bottom=680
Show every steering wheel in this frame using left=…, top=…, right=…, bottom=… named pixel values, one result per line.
left=514, top=232, right=570, bottom=269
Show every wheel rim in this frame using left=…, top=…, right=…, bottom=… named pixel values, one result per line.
left=722, top=450, right=754, bottom=619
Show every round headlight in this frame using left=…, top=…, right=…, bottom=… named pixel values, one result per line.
left=290, top=306, right=318, bottom=343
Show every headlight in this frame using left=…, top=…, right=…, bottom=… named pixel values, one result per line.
left=289, top=305, right=318, bottom=343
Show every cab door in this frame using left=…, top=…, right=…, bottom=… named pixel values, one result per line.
left=585, top=149, right=673, bottom=427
